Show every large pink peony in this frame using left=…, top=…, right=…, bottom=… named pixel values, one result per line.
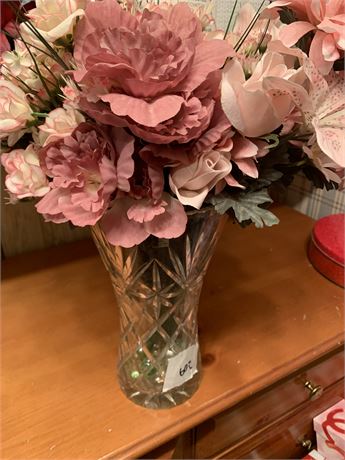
left=73, top=0, right=232, bottom=144
left=36, top=123, right=134, bottom=226
left=138, top=101, right=233, bottom=166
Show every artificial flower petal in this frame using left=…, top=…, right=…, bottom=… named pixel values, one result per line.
left=100, top=94, right=185, bottom=128
left=279, top=21, right=316, bottom=47
left=101, top=197, right=149, bottom=247
left=145, top=194, right=187, bottom=239
left=309, top=30, right=334, bottom=75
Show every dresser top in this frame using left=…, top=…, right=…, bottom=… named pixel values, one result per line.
left=2, top=207, right=343, bottom=460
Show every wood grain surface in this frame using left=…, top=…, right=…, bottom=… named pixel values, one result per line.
left=217, top=379, right=344, bottom=459
left=1, top=207, right=344, bottom=460
left=194, top=350, right=344, bottom=459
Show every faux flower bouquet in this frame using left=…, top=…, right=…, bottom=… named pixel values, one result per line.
left=1, top=0, right=344, bottom=248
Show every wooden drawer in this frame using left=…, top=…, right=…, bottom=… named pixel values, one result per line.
left=195, top=349, right=344, bottom=459
left=218, top=379, right=344, bottom=459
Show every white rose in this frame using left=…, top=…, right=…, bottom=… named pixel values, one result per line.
left=38, top=107, right=85, bottom=146
left=169, top=150, right=232, bottom=209
left=21, top=0, right=86, bottom=44
left=1, top=144, right=50, bottom=199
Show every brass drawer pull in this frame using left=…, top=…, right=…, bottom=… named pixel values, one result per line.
left=304, top=380, right=323, bottom=400
left=299, top=438, right=313, bottom=451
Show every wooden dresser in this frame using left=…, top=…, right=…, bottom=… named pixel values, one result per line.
left=2, top=207, right=344, bottom=459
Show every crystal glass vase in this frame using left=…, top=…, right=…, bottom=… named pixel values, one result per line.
left=91, top=208, right=225, bottom=409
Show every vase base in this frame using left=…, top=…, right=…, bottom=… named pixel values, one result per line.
left=119, top=371, right=201, bottom=409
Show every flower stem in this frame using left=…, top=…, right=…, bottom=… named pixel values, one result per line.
left=32, top=112, right=48, bottom=117
left=223, top=0, right=238, bottom=40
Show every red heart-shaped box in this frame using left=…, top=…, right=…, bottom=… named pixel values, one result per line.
left=308, top=214, right=344, bottom=288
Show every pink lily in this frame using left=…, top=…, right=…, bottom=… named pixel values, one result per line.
left=263, top=57, right=345, bottom=167
left=265, top=0, right=345, bottom=74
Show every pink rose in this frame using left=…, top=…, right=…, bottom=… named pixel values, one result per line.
left=38, top=107, right=85, bottom=147
left=1, top=144, right=50, bottom=199
left=0, top=79, right=33, bottom=145
left=100, top=193, right=187, bottom=248
left=169, top=150, right=231, bottom=209
left=221, top=51, right=306, bottom=138
left=73, top=0, right=232, bottom=144
left=36, top=123, right=134, bottom=226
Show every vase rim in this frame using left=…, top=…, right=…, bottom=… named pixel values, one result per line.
left=185, top=205, right=215, bottom=217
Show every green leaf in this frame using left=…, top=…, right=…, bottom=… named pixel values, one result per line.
left=209, top=190, right=279, bottom=228
left=251, top=168, right=283, bottom=191
left=303, top=165, right=339, bottom=191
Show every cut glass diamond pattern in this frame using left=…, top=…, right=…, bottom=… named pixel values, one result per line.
left=92, top=208, right=225, bottom=409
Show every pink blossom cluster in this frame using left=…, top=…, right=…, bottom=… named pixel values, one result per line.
left=1, top=0, right=344, bottom=247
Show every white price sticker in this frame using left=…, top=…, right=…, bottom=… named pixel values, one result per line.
left=163, top=344, right=199, bottom=393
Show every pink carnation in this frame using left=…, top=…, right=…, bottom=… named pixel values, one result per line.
left=1, top=144, right=50, bottom=200
left=36, top=123, right=135, bottom=226
left=73, top=0, right=232, bottom=144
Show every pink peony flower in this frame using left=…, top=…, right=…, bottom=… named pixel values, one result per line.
left=221, top=51, right=306, bottom=138
left=266, top=0, right=345, bottom=74
left=38, top=107, right=85, bottom=147
left=36, top=123, right=135, bottom=226
left=139, top=101, right=233, bottom=166
left=169, top=150, right=231, bottom=209
left=100, top=193, right=187, bottom=248
left=73, top=0, right=232, bottom=144
left=1, top=144, right=50, bottom=199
